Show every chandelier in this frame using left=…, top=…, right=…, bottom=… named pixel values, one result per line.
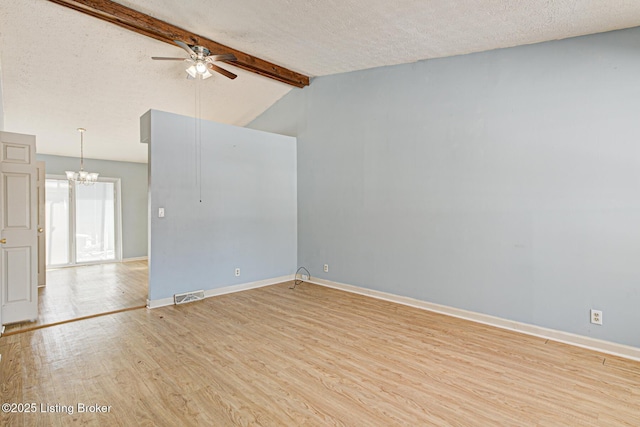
left=65, top=128, right=99, bottom=185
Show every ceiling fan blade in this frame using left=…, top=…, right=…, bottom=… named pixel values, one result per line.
left=151, top=57, right=187, bottom=61
left=206, top=54, right=237, bottom=62
left=174, top=40, right=197, bottom=59
left=207, top=63, right=237, bottom=80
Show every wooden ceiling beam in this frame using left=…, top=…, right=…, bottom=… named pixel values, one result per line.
left=46, top=0, right=310, bottom=88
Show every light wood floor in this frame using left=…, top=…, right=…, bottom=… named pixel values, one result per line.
left=1, top=281, right=639, bottom=426
left=3, top=260, right=148, bottom=334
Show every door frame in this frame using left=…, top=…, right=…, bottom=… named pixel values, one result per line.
left=37, top=161, right=46, bottom=287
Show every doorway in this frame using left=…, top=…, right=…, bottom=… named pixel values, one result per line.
left=2, top=175, right=147, bottom=335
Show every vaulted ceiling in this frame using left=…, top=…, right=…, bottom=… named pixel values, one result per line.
left=1, top=0, right=640, bottom=163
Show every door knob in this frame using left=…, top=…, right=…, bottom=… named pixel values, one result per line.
left=38, top=228, right=44, bottom=233
left=0, top=239, right=6, bottom=244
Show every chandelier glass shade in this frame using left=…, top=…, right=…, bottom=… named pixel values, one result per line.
left=65, top=128, right=99, bottom=185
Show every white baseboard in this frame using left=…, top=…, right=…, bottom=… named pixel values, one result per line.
left=147, top=275, right=295, bottom=309
left=308, top=277, right=640, bottom=362
left=146, top=297, right=174, bottom=309
left=122, top=256, right=148, bottom=262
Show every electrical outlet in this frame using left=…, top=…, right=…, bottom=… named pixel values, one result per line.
left=590, top=309, right=603, bottom=325
left=301, top=274, right=309, bottom=280
left=158, top=207, right=165, bottom=218
left=235, top=268, right=240, bottom=277
left=323, top=264, right=329, bottom=273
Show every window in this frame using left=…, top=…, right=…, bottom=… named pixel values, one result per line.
left=45, top=176, right=122, bottom=267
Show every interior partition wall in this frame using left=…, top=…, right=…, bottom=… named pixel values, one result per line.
left=142, top=109, right=297, bottom=304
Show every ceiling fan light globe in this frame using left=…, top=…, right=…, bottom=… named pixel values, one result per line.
left=186, top=66, right=197, bottom=78
left=195, top=61, right=207, bottom=74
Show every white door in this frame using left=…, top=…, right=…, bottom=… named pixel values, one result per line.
left=0, top=131, right=38, bottom=324
left=37, top=161, right=46, bottom=287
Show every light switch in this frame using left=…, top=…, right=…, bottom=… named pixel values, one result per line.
left=158, top=207, right=165, bottom=218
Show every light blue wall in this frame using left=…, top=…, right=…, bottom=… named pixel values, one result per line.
left=36, top=154, right=148, bottom=259
left=144, top=110, right=297, bottom=302
left=249, top=28, right=640, bottom=348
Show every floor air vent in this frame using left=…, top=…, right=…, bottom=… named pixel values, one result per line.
left=174, top=290, right=205, bottom=305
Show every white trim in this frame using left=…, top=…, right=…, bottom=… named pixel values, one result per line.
left=122, top=256, right=148, bottom=262
left=308, top=277, right=640, bottom=362
left=147, top=297, right=174, bottom=309
left=146, top=275, right=295, bottom=309
left=113, top=178, right=123, bottom=262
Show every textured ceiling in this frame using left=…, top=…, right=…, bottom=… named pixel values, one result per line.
left=1, top=0, right=640, bottom=163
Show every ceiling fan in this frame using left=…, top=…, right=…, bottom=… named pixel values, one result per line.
left=152, top=40, right=238, bottom=80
